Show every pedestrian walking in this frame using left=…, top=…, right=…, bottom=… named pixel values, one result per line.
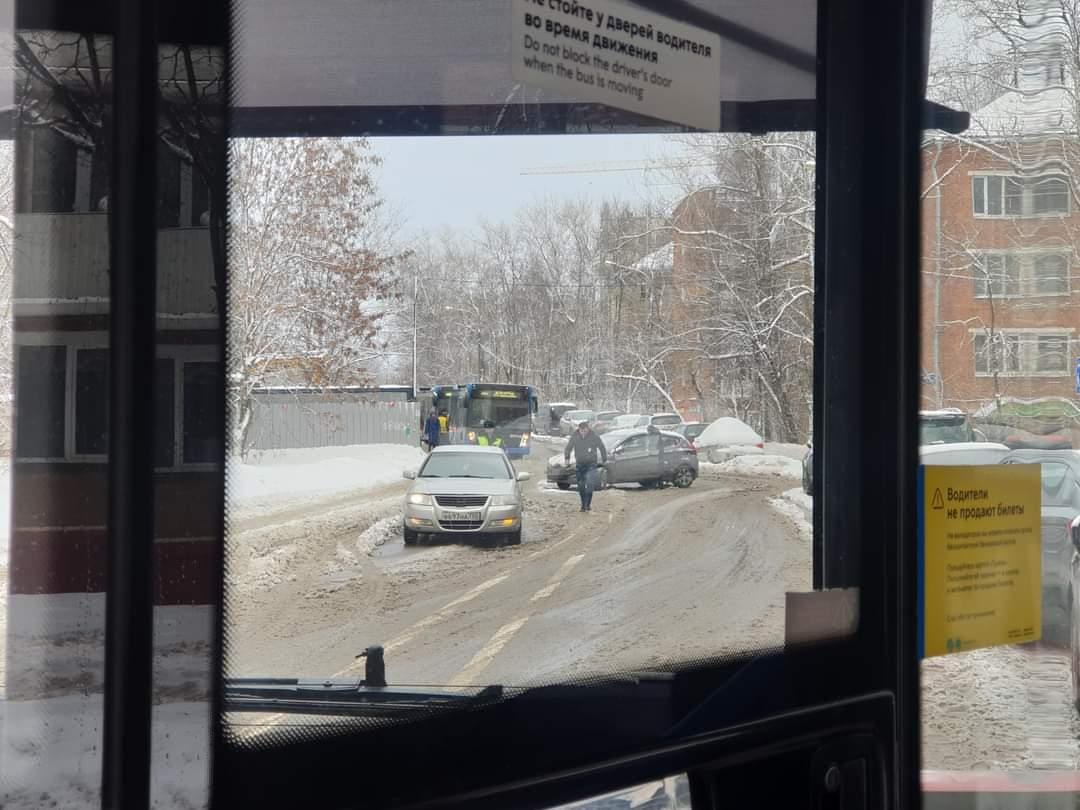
left=564, top=421, right=606, bottom=512
left=423, top=408, right=441, bottom=452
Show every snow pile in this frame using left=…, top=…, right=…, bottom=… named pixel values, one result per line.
left=695, top=417, right=762, bottom=450
left=769, top=488, right=812, bottom=542
left=764, top=442, right=809, bottom=461
left=922, top=645, right=1080, bottom=771
left=1, top=696, right=210, bottom=809
left=703, top=454, right=802, bottom=479
left=2, top=596, right=212, bottom=701
left=228, top=443, right=425, bottom=517
left=531, top=434, right=567, bottom=447
left=779, top=487, right=812, bottom=514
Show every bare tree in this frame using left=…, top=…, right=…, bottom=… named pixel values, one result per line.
left=228, top=138, right=403, bottom=453
left=659, top=133, right=815, bottom=440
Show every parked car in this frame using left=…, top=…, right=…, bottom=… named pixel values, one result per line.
left=801, top=440, right=1010, bottom=498
left=1003, top=450, right=1080, bottom=646
left=610, top=414, right=645, bottom=431
left=622, top=412, right=678, bottom=432
left=675, top=422, right=708, bottom=445
left=545, top=402, right=577, bottom=436
left=978, top=422, right=1073, bottom=450
left=920, top=442, right=1009, bottom=466
left=402, top=445, right=530, bottom=547
left=559, top=409, right=595, bottom=436
left=646, top=412, right=684, bottom=430
left=919, top=408, right=982, bottom=444
left=695, top=417, right=765, bottom=463
left=592, top=410, right=625, bottom=435
left=546, top=428, right=698, bottom=490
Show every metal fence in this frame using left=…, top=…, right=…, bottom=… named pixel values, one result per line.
left=245, top=391, right=420, bottom=451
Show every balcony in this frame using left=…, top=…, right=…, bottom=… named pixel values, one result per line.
left=13, top=213, right=218, bottom=317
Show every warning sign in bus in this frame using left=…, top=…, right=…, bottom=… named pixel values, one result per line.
left=919, top=464, right=1041, bottom=658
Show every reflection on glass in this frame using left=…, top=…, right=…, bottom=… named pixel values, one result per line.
left=921, top=0, right=1080, bottom=787
left=1, top=30, right=224, bottom=809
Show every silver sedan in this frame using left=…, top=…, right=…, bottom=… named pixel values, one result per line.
left=402, top=445, right=530, bottom=547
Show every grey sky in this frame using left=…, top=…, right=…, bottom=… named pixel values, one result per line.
left=371, top=133, right=686, bottom=237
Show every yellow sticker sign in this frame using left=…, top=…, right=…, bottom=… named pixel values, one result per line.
left=920, top=464, right=1041, bottom=658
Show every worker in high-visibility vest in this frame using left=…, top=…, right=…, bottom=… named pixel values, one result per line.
left=476, top=420, right=503, bottom=447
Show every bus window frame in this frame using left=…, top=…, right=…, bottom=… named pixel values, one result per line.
left=11, top=0, right=931, bottom=806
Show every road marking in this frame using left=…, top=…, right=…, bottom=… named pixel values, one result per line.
left=525, top=527, right=582, bottom=560
left=451, top=547, right=595, bottom=685
left=354, top=571, right=514, bottom=663
left=237, top=524, right=590, bottom=738
left=448, top=617, right=529, bottom=687
left=530, top=554, right=585, bottom=602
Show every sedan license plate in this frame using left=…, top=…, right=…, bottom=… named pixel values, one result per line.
left=447, top=510, right=482, bottom=522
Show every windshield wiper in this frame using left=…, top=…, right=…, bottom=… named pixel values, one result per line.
left=451, top=474, right=494, bottom=478
left=224, top=646, right=506, bottom=718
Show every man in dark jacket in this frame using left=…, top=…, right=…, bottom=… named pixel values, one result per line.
left=565, top=421, right=607, bottom=512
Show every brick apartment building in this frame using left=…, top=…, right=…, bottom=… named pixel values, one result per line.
left=921, top=92, right=1080, bottom=421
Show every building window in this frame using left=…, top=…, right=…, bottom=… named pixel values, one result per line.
left=1036, top=335, right=1068, bottom=372
left=17, top=128, right=79, bottom=214
left=13, top=341, right=219, bottom=466
left=183, top=362, right=219, bottom=463
left=156, top=358, right=176, bottom=468
left=1033, top=254, right=1069, bottom=295
left=1033, top=176, right=1069, bottom=215
left=973, top=331, right=1072, bottom=376
left=972, top=252, right=1071, bottom=298
left=74, top=348, right=109, bottom=456
left=972, top=174, right=1069, bottom=217
left=15, top=345, right=66, bottom=458
left=973, top=254, right=1020, bottom=298
left=159, top=142, right=182, bottom=228
left=973, top=333, right=1020, bottom=374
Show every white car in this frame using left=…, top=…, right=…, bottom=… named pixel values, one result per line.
left=920, top=441, right=1010, bottom=466
left=560, top=409, right=595, bottom=436
left=694, top=416, right=765, bottom=463
left=402, top=445, right=530, bottom=547
left=610, top=414, right=645, bottom=430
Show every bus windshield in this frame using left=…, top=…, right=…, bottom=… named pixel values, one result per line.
left=465, top=398, right=532, bottom=430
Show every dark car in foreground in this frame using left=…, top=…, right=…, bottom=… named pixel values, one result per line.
left=546, top=429, right=698, bottom=490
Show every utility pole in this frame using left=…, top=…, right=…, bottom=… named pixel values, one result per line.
left=411, top=269, right=418, bottom=396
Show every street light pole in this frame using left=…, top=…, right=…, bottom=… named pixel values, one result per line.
left=411, top=269, right=418, bottom=396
